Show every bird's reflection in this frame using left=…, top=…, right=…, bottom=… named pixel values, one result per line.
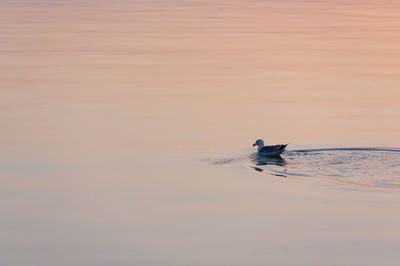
left=249, top=153, right=287, bottom=177
left=250, top=153, right=287, bottom=166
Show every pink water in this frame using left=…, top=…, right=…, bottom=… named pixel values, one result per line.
left=1, top=1, right=400, bottom=265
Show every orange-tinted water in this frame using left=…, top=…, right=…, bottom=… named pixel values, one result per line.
left=1, top=1, right=400, bottom=265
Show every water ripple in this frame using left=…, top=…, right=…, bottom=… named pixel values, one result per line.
left=256, top=147, right=400, bottom=190
left=211, top=147, right=400, bottom=190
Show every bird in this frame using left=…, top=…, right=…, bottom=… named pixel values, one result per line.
left=252, top=139, right=287, bottom=156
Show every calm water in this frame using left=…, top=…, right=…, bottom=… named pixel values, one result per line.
left=1, top=0, right=400, bottom=265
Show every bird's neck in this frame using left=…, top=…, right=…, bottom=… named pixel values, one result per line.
left=257, top=144, right=264, bottom=152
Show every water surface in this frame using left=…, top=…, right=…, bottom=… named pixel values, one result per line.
left=1, top=0, right=400, bottom=265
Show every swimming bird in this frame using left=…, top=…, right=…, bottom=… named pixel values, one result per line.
left=252, top=139, right=287, bottom=156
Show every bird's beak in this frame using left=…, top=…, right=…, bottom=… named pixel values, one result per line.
left=252, top=143, right=256, bottom=147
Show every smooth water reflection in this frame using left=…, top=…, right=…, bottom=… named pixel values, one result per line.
left=1, top=0, right=400, bottom=265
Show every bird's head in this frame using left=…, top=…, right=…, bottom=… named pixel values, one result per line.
left=253, top=139, right=264, bottom=147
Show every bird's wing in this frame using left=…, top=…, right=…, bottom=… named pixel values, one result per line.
left=259, top=144, right=287, bottom=153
